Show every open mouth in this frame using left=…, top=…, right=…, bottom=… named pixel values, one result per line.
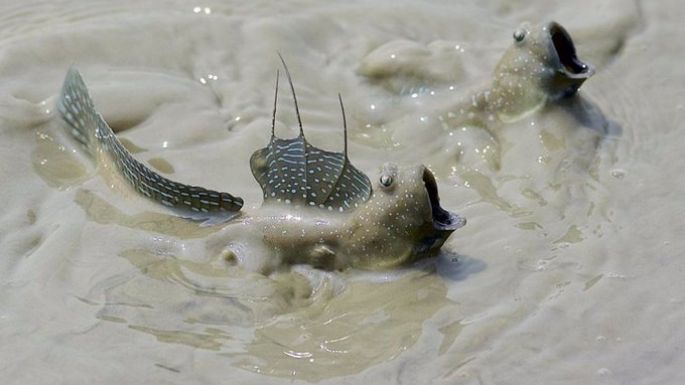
left=549, top=22, right=593, bottom=78
left=422, top=168, right=466, bottom=232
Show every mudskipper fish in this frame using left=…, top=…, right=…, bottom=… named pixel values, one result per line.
left=57, top=59, right=466, bottom=273
left=451, top=21, right=595, bottom=124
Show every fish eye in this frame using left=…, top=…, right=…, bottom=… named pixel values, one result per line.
left=513, top=28, right=527, bottom=42
left=380, top=174, right=393, bottom=187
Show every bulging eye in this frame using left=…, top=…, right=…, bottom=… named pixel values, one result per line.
left=513, top=28, right=526, bottom=42
left=380, top=174, right=393, bottom=187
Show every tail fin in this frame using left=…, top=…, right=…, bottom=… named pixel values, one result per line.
left=58, top=67, right=98, bottom=153
left=58, top=68, right=244, bottom=221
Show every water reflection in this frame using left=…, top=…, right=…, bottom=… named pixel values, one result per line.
left=235, top=270, right=453, bottom=381
left=31, top=129, right=88, bottom=188
left=90, top=245, right=459, bottom=381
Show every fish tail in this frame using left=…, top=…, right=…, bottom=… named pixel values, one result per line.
left=57, top=67, right=244, bottom=221
left=58, top=67, right=99, bottom=153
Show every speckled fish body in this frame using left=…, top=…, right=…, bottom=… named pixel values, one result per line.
left=58, top=64, right=465, bottom=272
left=489, top=21, right=595, bottom=121
left=442, top=21, right=594, bottom=127
left=245, top=163, right=463, bottom=271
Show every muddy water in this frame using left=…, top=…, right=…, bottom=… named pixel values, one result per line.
left=1, top=1, right=684, bottom=384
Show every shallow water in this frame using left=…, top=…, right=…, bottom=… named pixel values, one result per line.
left=1, top=0, right=684, bottom=384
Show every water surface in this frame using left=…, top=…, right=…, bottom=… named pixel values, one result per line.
left=1, top=1, right=684, bottom=384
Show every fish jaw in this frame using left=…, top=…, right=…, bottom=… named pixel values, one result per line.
left=416, top=167, right=466, bottom=257
left=422, top=167, right=466, bottom=233
left=545, top=21, right=595, bottom=99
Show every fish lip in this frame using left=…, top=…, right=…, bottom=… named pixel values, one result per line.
left=422, top=168, right=466, bottom=232
left=548, top=22, right=594, bottom=79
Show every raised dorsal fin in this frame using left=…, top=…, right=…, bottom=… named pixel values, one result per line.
left=249, top=57, right=372, bottom=211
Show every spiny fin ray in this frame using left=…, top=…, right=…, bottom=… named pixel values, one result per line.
left=250, top=63, right=372, bottom=212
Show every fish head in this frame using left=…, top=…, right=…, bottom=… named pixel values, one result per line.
left=347, top=163, right=466, bottom=269
left=491, top=21, right=594, bottom=121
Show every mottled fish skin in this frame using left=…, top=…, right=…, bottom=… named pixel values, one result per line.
left=489, top=21, right=595, bottom=122
left=344, top=164, right=462, bottom=269
left=58, top=68, right=243, bottom=221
